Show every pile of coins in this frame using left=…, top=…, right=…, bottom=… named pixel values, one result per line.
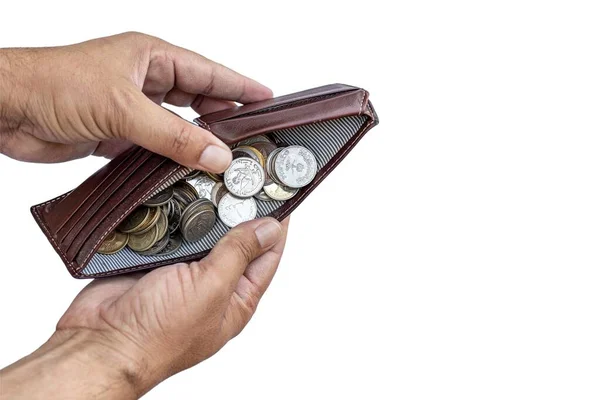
left=97, top=135, right=318, bottom=256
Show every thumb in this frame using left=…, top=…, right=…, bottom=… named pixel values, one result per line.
left=120, top=92, right=232, bottom=172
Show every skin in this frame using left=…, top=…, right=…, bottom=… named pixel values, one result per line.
left=0, top=33, right=289, bottom=399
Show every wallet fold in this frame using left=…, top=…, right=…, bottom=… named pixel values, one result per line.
left=31, top=84, right=379, bottom=278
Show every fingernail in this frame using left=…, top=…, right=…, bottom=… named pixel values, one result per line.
left=255, top=219, right=282, bottom=248
left=199, top=144, right=232, bottom=173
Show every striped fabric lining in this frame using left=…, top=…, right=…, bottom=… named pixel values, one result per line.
left=82, top=114, right=368, bottom=276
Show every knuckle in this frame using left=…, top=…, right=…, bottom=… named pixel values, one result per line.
left=103, top=86, right=139, bottom=139
left=171, top=124, right=193, bottom=155
left=224, top=234, right=257, bottom=265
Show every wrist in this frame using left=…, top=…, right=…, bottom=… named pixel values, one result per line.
left=1, top=329, right=155, bottom=399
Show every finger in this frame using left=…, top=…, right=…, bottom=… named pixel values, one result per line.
left=122, top=92, right=232, bottom=172
left=155, top=39, right=273, bottom=103
left=163, top=88, right=237, bottom=114
left=192, top=218, right=283, bottom=300
left=0, top=131, right=97, bottom=163
left=224, top=218, right=290, bottom=338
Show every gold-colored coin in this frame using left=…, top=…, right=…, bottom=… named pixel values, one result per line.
left=97, top=231, right=129, bottom=255
left=128, top=225, right=160, bottom=252
left=132, top=206, right=161, bottom=235
left=155, top=209, right=169, bottom=241
left=118, top=207, right=151, bottom=234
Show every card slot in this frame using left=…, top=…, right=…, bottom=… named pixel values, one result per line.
left=46, top=146, right=143, bottom=231
left=57, top=148, right=153, bottom=245
left=73, top=160, right=185, bottom=269
left=61, top=153, right=168, bottom=259
left=55, top=147, right=148, bottom=241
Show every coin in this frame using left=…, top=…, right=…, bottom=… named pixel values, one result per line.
left=132, top=206, right=161, bottom=235
left=224, top=158, right=265, bottom=198
left=155, top=209, right=169, bottom=240
left=266, top=147, right=285, bottom=186
left=97, top=231, right=129, bottom=255
left=251, top=141, right=278, bottom=162
left=143, top=187, right=174, bottom=207
left=156, top=232, right=183, bottom=256
left=184, top=169, right=202, bottom=180
left=206, top=172, right=224, bottom=182
left=235, top=135, right=272, bottom=147
left=211, top=182, right=229, bottom=206
left=138, top=230, right=170, bottom=256
left=128, top=225, right=160, bottom=252
left=118, top=207, right=151, bottom=234
left=254, top=189, right=272, bottom=202
left=218, top=193, right=258, bottom=228
left=167, top=200, right=182, bottom=233
left=181, top=199, right=216, bottom=242
left=173, top=181, right=199, bottom=207
left=263, top=182, right=299, bottom=201
left=233, top=146, right=265, bottom=167
left=188, top=174, right=216, bottom=201
left=274, top=145, right=318, bottom=188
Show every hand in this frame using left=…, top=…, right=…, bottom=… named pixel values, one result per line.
left=1, top=217, right=288, bottom=399
left=0, top=32, right=272, bottom=171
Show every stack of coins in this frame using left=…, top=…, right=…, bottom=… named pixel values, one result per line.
left=98, top=135, right=318, bottom=256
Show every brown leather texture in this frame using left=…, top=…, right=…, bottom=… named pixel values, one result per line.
left=31, top=84, right=379, bottom=278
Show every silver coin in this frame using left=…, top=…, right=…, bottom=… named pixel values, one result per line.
left=211, top=182, right=229, bottom=207
left=181, top=199, right=216, bottom=242
left=224, top=158, right=265, bottom=198
left=188, top=174, right=216, bottom=201
left=168, top=200, right=182, bottom=233
left=263, top=182, right=299, bottom=201
left=274, top=146, right=318, bottom=188
left=266, top=147, right=285, bottom=186
left=254, top=190, right=272, bottom=202
left=144, top=187, right=174, bottom=207
left=156, top=233, right=183, bottom=256
left=218, top=193, right=258, bottom=228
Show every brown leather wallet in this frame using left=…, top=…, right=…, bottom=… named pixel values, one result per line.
left=31, top=84, right=379, bottom=278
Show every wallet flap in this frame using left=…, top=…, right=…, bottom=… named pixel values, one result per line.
left=194, top=85, right=372, bottom=145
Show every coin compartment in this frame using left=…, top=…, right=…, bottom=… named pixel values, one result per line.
left=80, top=114, right=371, bottom=276
left=31, top=84, right=378, bottom=278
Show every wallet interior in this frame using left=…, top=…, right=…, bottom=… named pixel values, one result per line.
left=83, top=114, right=369, bottom=276
left=31, top=84, right=378, bottom=278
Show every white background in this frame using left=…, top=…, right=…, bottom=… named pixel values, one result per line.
left=1, top=1, right=599, bottom=399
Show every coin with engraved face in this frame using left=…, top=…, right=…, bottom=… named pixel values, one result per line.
left=263, top=182, right=299, bottom=201
left=155, top=209, right=169, bottom=240
left=128, top=225, right=160, bottom=252
left=188, top=174, right=216, bottom=201
left=224, top=158, right=265, bottom=198
left=184, top=169, right=202, bottom=180
left=217, top=193, right=257, bottom=228
left=118, top=207, right=151, bottom=234
left=97, top=231, right=129, bottom=255
left=144, top=187, right=174, bottom=207
left=274, top=146, right=317, bottom=188
left=133, top=206, right=161, bottom=235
